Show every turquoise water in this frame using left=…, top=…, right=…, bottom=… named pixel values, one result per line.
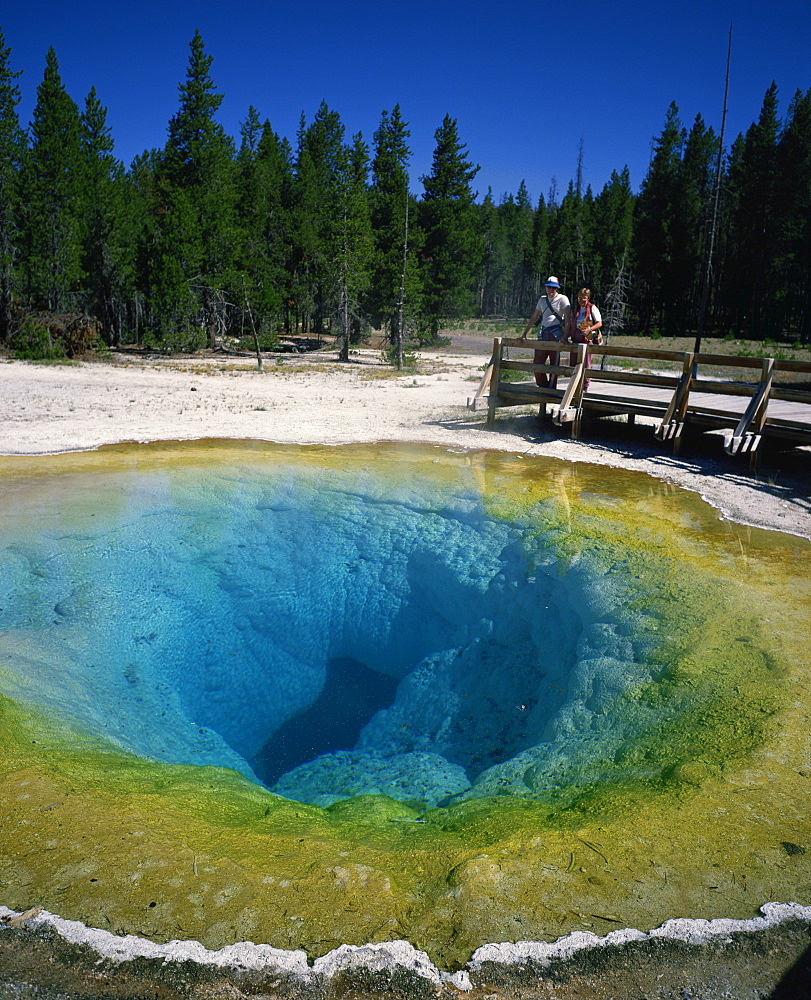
left=3, top=445, right=810, bottom=965
left=0, top=446, right=701, bottom=809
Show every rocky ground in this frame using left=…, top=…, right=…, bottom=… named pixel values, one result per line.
left=1, top=916, right=810, bottom=999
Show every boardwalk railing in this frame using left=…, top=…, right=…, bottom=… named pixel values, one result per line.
left=468, top=337, right=811, bottom=464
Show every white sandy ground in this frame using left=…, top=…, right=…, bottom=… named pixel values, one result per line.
left=1, top=348, right=810, bottom=539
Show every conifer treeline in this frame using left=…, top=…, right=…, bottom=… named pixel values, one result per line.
left=1, top=28, right=809, bottom=357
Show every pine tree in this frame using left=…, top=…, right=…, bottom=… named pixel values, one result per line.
left=237, top=105, right=262, bottom=165
left=0, top=29, right=27, bottom=342
left=154, top=30, right=237, bottom=347
left=79, top=86, right=130, bottom=344
left=164, top=30, right=230, bottom=188
left=478, top=189, right=511, bottom=315
left=335, top=133, right=374, bottom=361
left=592, top=167, right=634, bottom=298
left=234, top=105, right=262, bottom=321
left=291, top=101, right=346, bottom=335
left=668, top=114, right=717, bottom=330
left=510, top=180, right=536, bottom=315
left=367, top=105, right=421, bottom=356
left=774, top=88, right=811, bottom=341
left=419, top=114, right=482, bottom=339
left=633, top=101, right=684, bottom=332
left=124, top=147, right=162, bottom=345
left=235, top=111, right=294, bottom=336
left=548, top=180, right=589, bottom=292
left=713, top=132, right=745, bottom=336
left=22, top=47, right=84, bottom=311
left=725, top=83, right=781, bottom=338
left=528, top=194, right=549, bottom=303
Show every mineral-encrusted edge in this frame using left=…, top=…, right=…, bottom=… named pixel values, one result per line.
left=3, top=901, right=811, bottom=992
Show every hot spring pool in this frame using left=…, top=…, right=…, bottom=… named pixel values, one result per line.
left=0, top=441, right=809, bottom=966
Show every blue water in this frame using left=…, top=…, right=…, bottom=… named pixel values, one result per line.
left=252, top=656, right=399, bottom=785
left=0, top=451, right=661, bottom=809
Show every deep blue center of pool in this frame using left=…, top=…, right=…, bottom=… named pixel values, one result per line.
left=0, top=459, right=657, bottom=809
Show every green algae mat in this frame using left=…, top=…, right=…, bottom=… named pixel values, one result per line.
left=0, top=441, right=809, bottom=968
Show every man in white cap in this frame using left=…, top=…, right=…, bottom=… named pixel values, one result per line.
left=520, top=277, right=571, bottom=388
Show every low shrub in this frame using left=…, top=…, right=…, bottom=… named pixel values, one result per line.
left=10, top=318, right=67, bottom=361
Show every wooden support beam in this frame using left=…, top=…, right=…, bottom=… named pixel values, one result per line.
left=588, top=369, right=685, bottom=389
left=655, top=352, right=694, bottom=448
left=501, top=360, right=577, bottom=376
left=725, top=358, right=774, bottom=456
left=554, top=343, right=586, bottom=437
left=467, top=353, right=496, bottom=410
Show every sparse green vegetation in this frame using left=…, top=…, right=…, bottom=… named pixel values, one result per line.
left=10, top=318, right=67, bottom=361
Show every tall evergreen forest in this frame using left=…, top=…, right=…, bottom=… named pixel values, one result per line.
left=1, top=29, right=809, bottom=360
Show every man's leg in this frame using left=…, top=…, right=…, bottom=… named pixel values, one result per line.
left=533, top=347, right=551, bottom=387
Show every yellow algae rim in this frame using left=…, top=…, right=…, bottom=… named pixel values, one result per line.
left=0, top=441, right=809, bottom=967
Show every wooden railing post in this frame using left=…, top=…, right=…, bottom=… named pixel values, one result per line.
left=486, top=337, right=503, bottom=427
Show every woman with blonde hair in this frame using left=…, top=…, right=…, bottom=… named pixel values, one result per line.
left=567, top=287, right=603, bottom=391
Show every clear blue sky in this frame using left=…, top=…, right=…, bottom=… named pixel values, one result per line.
left=2, top=0, right=809, bottom=203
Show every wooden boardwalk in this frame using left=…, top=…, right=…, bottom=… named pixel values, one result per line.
left=469, top=338, right=811, bottom=466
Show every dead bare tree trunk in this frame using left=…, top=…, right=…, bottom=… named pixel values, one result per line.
left=394, top=197, right=409, bottom=370
left=601, top=250, right=631, bottom=369
left=338, top=210, right=351, bottom=363
left=339, top=280, right=350, bottom=362
left=242, top=276, right=263, bottom=370
left=203, top=286, right=217, bottom=350
left=694, top=22, right=732, bottom=363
